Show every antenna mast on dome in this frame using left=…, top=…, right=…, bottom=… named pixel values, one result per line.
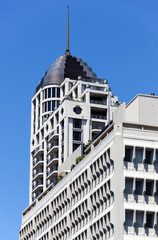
left=65, top=5, right=71, bottom=56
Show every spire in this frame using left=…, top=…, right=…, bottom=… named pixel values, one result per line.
left=65, top=5, right=70, bottom=55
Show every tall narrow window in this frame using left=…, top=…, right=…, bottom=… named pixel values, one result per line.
left=146, top=213, right=154, bottom=228
left=56, top=101, right=60, bottom=108
left=73, top=131, right=81, bottom=141
left=73, top=143, right=80, bottom=152
left=124, top=147, right=133, bottom=162
left=135, top=179, right=143, bottom=195
left=135, top=148, right=143, bottom=164
left=52, top=88, right=55, bottom=97
left=52, top=101, right=55, bottom=111
left=73, top=119, right=82, bottom=129
left=125, top=210, right=133, bottom=226
left=145, top=149, right=153, bottom=164
left=146, top=181, right=153, bottom=196
left=57, top=88, right=60, bottom=97
left=155, top=182, right=158, bottom=196
left=45, top=89, right=47, bottom=99
left=45, top=102, right=47, bottom=112
left=125, top=178, right=133, bottom=194
left=136, top=212, right=144, bottom=227
left=48, top=101, right=51, bottom=111
left=48, top=88, right=51, bottom=98
left=156, top=150, right=158, bottom=164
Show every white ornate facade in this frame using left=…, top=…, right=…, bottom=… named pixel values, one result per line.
left=29, top=53, right=118, bottom=204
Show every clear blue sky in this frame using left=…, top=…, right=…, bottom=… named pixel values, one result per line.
left=0, top=0, right=158, bottom=239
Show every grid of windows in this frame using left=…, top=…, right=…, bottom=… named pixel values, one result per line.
left=44, top=87, right=60, bottom=99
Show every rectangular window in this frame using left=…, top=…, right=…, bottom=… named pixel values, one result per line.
left=125, top=178, right=133, bottom=194
left=38, top=107, right=40, bottom=117
left=51, top=119, right=54, bottom=128
left=45, top=102, right=47, bottom=112
left=48, top=88, right=51, bottom=98
left=62, top=145, right=64, bottom=155
left=135, top=148, right=143, bottom=164
left=57, top=88, right=60, bottom=98
left=73, top=119, right=82, bottom=129
left=52, top=88, right=55, bottom=97
left=38, top=120, right=40, bottom=129
left=146, top=181, right=153, bottom=196
left=52, top=101, right=55, bottom=111
left=56, top=101, right=60, bottom=108
left=33, top=125, right=35, bottom=134
left=145, top=149, right=153, bottom=164
left=48, top=101, right=51, bottom=111
left=61, top=121, right=64, bottom=131
left=92, top=121, right=105, bottom=130
left=73, top=143, right=80, bottom=152
left=33, top=99, right=36, bottom=110
left=37, top=94, right=40, bottom=104
left=136, top=212, right=144, bottom=227
left=124, top=147, right=133, bottom=162
left=135, top=179, right=143, bottom=195
left=125, top=210, right=133, bottom=226
left=146, top=213, right=154, bottom=228
left=73, top=131, right=81, bottom=141
left=156, top=182, right=158, bottom=196
left=44, top=89, right=47, bottom=99
left=62, top=133, right=64, bottom=143
left=156, top=150, right=158, bottom=164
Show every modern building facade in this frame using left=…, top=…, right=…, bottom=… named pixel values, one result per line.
left=20, top=94, right=158, bottom=240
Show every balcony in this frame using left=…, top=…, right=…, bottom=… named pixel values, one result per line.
left=89, top=86, right=105, bottom=92
left=92, top=121, right=105, bottom=134
left=91, top=114, right=107, bottom=120
left=47, top=165, right=58, bottom=178
left=90, top=99, right=107, bottom=105
left=47, top=155, right=58, bottom=167
left=32, top=169, right=43, bottom=181
left=33, top=145, right=44, bottom=158
left=48, top=130, right=59, bottom=143
left=32, top=182, right=43, bottom=192
left=47, top=142, right=58, bottom=155
left=46, top=178, right=57, bottom=188
left=33, top=157, right=43, bottom=168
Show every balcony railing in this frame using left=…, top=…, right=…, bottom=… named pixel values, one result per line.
left=89, top=86, right=105, bottom=91
left=92, top=121, right=105, bottom=130
left=48, top=131, right=54, bottom=140
left=47, top=166, right=58, bottom=177
left=47, top=142, right=58, bottom=152
left=33, top=157, right=43, bottom=166
left=33, top=169, right=43, bottom=178
left=34, top=145, right=43, bottom=156
left=46, top=179, right=56, bottom=188
left=32, top=182, right=43, bottom=190
left=47, top=154, right=58, bottom=164
left=91, top=114, right=107, bottom=120
left=90, top=99, right=107, bottom=105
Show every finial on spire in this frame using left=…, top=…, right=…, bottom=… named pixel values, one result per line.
left=65, top=5, right=70, bottom=55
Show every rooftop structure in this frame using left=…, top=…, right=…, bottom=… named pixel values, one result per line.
left=29, top=6, right=118, bottom=204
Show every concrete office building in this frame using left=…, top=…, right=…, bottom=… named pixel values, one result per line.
left=20, top=94, right=158, bottom=240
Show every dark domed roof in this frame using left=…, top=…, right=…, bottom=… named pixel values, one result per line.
left=35, top=54, right=97, bottom=93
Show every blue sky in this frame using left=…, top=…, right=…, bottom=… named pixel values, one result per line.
left=0, top=0, right=158, bottom=239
